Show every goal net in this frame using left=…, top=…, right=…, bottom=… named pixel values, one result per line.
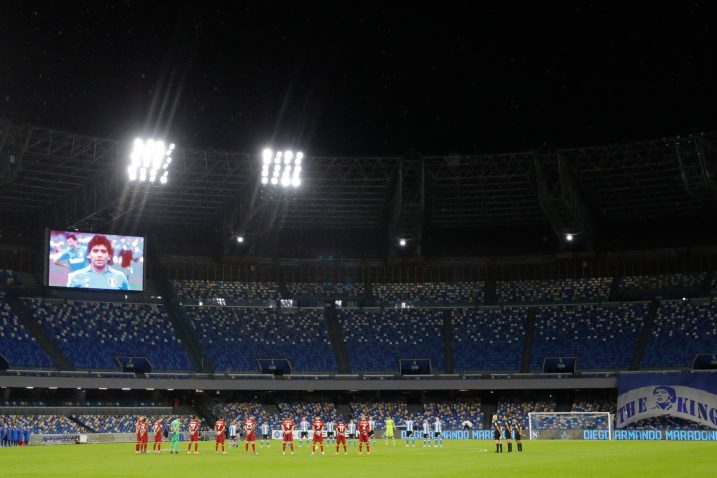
left=528, top=412, right=613, bottom=440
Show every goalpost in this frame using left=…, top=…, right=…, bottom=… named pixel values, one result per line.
left=528, top=412, right=613, bottom=440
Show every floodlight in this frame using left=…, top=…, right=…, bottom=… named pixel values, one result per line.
left=566, top=234, right=574, bottom=242
left=399, top=238, right=407, bottom=247
left=236, top=235, right=244, bottom=243
left=128, top=137, right=174, bottom=184
left=259, top=148, right=304, bottom=188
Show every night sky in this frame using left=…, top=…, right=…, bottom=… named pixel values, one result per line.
left=1, top=1, right=715, bottom=155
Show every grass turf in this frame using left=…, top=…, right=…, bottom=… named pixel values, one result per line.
left=1, top=439, right=714, bottom=477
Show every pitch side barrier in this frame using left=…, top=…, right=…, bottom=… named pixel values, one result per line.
left=584, top=429, right=717, bottom=441
left=29, top=432, right=192, bottom=446
left=268, top=429, right=717, bottom=441
left=270, top=429, right=508, bottom=440
left=26, top=429, right=717, bottom=445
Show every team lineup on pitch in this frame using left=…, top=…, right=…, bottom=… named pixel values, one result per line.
left=132, top=413, right=525, bottom=456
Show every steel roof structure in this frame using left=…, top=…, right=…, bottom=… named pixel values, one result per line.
left=1, top=119, right=715, bottom=249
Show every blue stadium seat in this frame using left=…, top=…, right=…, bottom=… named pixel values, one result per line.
left=73, top=414, right=194, bottom=433
left=286, top=282, right=366, bottom=298
left=186, top=307, right=336, bottom=372
left=277, top=402, right=341, bottom=422
left=372, top=282, right=483, bottom=305
left=26, top=299, right=193, bottom=371
left=497, top=278, right=611, bottom=304
left=337, top=309, right=445, bottom=373
left=497, top=398, right=556, bottom=429
left=531, top=302, right=648, bottom=370
left=1, top=415, right=83, bottom=434
left=619, top=273, right=706, bottom=291
left=172, top=280, right=280, bottom=302
left=641, top=299, right=717, bottom=369
left=209, top=402, right=281, bottom=429
left=0, top=300, right=53, bottom=368
left=453, top=307, right=526, bottom=372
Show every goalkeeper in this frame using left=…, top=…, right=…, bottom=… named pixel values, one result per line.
left=385, top=416, right=396, bottom=446
left=169, top=417, right=182, bottom=454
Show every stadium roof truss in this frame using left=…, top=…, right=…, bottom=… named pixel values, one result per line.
left=0, top=119, right=715, bottom=241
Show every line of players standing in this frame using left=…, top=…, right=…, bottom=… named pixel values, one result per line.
left=0, top=424, right=31, bottom=447
left=492, top=414, right=524, bottom=453
left=133, top=414, right=522, bottom=455
left=133, top=415, right=452, bottom=455
left=216, top=414, right=377, bottom=456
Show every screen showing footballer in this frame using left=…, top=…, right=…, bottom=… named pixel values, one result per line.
left=47, top=230, right=145, bottom=291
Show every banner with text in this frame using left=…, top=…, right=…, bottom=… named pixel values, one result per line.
left=617, top=373, right=717, bottom=429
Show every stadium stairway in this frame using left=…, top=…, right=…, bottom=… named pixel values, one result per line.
left=192, top=394, right=217, bottom=426
left=484, top=279, right=497, bottom=305
left=277, top=280, right=291, bottom=300
left=69, top=416, right=95, bottom=433
left=407, top=403, right=423, bottom=417
left=482, top=402, right=497, bottom=428
left=629, top=299, right=658, bottom=371
left=336, top=403, right=352, bottom=421
left=520, top=308, right=536, bottom=373
left=4, top=291, right=73, bottom=370
left=154, top=267, right=214, bottom=373
left=702, top=270, right=716, bottom=295
left=609, top=275, right=621, bottom=300
left=556, top=397, right=571, bottom=413
left=442, top=310, right=454, bottom=374
left=263, top=403, right=282, bottom=418
left=323, top=306, right=352, bottom=374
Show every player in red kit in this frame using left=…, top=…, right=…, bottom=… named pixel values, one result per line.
left=135, top=416, right=147, bottom=453
left=282, top=416, right=295, bottom=455
left=153, top=418, right=163, bottom=453
left=214, top=416, right=227, bottom=454
left=244, top=416, right=257, bottom=454
left=311, top=416, right=325, bottom=455
left=188, top=416, right=200, bottom=454
left=135, top=416, right=142, bottom=453
left=358, top=414, right=371, bottom=455
left=335, top=420, right=348, bottom=454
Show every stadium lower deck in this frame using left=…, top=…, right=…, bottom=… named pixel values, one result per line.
left=1, top=271, right=716, bottom=453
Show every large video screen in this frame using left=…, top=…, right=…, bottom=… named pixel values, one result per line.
left=47, top=231, right=145, bottom=291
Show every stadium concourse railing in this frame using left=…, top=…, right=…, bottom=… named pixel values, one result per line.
left=0, top=367, right=623, bottom=392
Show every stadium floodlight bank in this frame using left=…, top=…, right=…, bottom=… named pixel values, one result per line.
left=528, top=412, right=613, bottom=440
left=127, top=138, right=174, bottom=184
left=261, top=148, right=302, bottom=187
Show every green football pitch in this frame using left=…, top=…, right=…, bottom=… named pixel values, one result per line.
left=1, top=440, right=714, bottom=477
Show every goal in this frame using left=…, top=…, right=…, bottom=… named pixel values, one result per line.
left=528, top=412, right=613, bottom=440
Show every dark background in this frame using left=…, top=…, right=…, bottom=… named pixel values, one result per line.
left=1, top=1, right=715, bottom=155
left=1, top=1, right=716, bottom=258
